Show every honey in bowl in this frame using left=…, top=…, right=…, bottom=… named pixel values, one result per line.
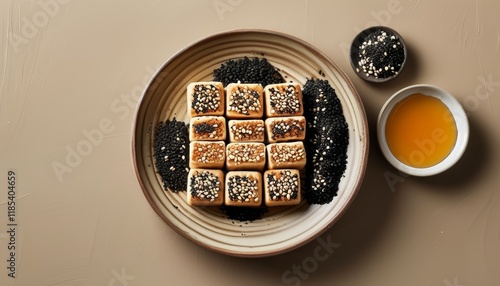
left=385, top=93, right=457, bottom=168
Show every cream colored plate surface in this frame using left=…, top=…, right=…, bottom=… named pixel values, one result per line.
left=132, top=29, right=369, bottom=257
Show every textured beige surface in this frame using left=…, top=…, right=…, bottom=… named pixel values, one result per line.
left=1, top=0, right=499, bottom=285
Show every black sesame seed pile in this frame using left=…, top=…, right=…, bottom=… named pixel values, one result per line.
left=191, top=83, right=221, bottom=114
left=220, top=206, right=268, bottom=222
left=266, top=170, right=299, bottom=201
left=227, top=175, right=260, bottom=203
left=189, top=170, right=221, bottom=202
left=268, top=85, right=301, bottom=115
left=213, top=57, right=285, bottom=87
left=270, top=118, right=305, bottom=140
left=154, top=118, right=190, bottom=192
left=302, top=79, right=349, bottom=204
left=228, top=86, right=262, bottom=115
left=356, top=29, right=405, bottom=79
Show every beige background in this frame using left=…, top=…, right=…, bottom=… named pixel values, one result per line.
left=1, top=0, right=499, bottom=285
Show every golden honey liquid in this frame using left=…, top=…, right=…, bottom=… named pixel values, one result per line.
left=385, top=93, right=457, bottom=168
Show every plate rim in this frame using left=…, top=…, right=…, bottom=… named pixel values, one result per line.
left=131, top=28, right=370, bottom=257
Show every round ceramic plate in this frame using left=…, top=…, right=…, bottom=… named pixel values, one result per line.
left=132, top=29, right=369, bottom=257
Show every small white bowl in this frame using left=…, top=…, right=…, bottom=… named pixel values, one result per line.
left=377, top=84, right=469, bottom=176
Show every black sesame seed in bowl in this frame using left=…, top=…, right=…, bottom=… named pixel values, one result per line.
left=350, top=26, right=407, bottom=83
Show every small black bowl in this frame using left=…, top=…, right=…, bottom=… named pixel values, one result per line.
left=350, top=26, right=407, bottom=83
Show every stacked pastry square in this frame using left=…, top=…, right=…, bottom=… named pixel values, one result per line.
left=186, top=81, right=306, bottom=208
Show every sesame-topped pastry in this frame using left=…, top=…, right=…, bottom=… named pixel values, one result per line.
left=265, top=116, right=306, bottom=143
left=187, top=81, right=225, bottom=117
left=225, top=171, right=262, bottom=207
left=264, top=169, right=301, bottom=207
left=189, top=116, right=226, bottom=141
left=266, top=142, right=306, bottom=170
left=187, top=169, right=224, bottom=206
left=189, top=141, right=226, bottom=169
left=225, top=83, right=264, bottom=119
left=264, top=83, right=303, bottom=117
left=228, top=119, right=265, bottom=143
left=226, top=142, right=266, bottom=171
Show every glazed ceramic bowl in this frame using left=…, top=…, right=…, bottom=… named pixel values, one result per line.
left=377, top=84, right=469, bottom=176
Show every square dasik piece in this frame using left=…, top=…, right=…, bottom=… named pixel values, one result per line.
left=187, top=169, right=224, bottom=206
left=189, top=116, right=227, bottom=141
left=187, top=82, right=224, bottom=117
left=225, top=171, right=262, bottom=207
left=226, top=142, right=266, bottom=171
left=265, top=116, right=306, bottom=143
left=264, top=169, right=301, bottom=206
left=266, top=142, right=306, bottom=170
left=189, top=141, right=225, bottom=169
left=226, top=83, right=264, bottom=118
left=264, top=83, right=303, bottom=117
left=228, top=119, right=265, bottom=143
